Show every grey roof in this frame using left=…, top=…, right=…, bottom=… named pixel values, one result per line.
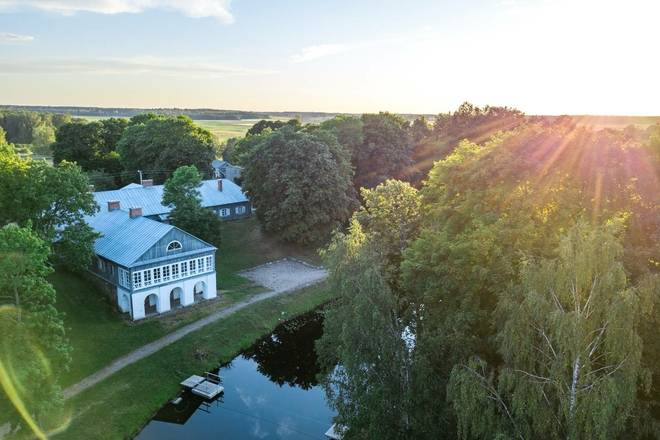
left=85, top=209, right=175, bottom=267
left=84, top=208, right=216, bottom=267
left=93, top=179, right=248, bottom=218
left=120, top=182, right=143, bottom=189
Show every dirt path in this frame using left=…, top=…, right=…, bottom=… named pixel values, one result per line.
left=63, top=260, right=327, bottom=399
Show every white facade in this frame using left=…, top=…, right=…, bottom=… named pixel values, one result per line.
left=128, top=271, right=217, bottom=320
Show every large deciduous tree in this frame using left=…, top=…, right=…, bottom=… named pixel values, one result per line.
left=117, top=115, right=216, bottom=180
left=448, top=221, right=650, bottom=440
left=242, top=127, right=357, bottom=244
left=355, top=113, right=412, bottom=189
left=163, top=165, right=222, bottom=247
left=317, top=180, right=421, bottom=439
left=0, top=149, right=98, bottom=271
left=51, top=118, right=127, bottom=174
left=0, top=224, right=71, bottom=434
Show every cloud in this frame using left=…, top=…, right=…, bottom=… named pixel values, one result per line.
left=290, top=30, right=438, bottom=63
left=0, top=32, right=34, bottom=43
left=290, top=44, right=352, bottom=63
left=0, top=56, right=275, bottom=77
left=0, top=0, right=234, bottom=23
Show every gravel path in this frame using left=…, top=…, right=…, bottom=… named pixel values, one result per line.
left=62, top=259, right=327, bottom=399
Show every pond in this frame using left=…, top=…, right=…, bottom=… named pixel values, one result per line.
left=135, top=310, right=335, bottom=439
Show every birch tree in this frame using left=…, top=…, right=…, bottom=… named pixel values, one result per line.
left=448, top=220, right=647, bottom=439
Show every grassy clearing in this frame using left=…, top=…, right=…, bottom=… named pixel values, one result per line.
left=52, top=282, right=332, bottom=440
left=52, top=217, right=317, bottom=388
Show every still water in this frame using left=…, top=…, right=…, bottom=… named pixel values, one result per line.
left=136, top=310, right=335, bottom=439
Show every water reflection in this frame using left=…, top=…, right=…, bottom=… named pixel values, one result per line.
left=136, top=310, right=334, bottom=439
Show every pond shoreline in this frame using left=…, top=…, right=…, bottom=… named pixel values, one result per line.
left=56, top=283, right=333, bottom=439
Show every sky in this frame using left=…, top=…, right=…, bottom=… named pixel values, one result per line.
left=0, top=0, right=658, bottom=115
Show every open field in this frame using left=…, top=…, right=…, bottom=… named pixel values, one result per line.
left=79, top=116, right=263, bottom=144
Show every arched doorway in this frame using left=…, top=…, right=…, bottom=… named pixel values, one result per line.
left=193, top=281, right=206, bottom=302
left=144, top=293, right=158, bottom=316
left=170, top=287, right=183, bottom=309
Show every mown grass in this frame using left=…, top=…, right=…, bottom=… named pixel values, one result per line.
left=52, top=217, right=318, bottom=388
left=50, top=282, right=332, bottom=440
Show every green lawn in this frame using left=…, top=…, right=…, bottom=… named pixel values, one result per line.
left=52, top=217, right=319, bottom=388
left=52, top=282, right=332, bottom=440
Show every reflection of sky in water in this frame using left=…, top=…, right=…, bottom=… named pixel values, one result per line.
left=138, top=357, right=334, bottom=439
left=136, top=312, right=334, bottom=439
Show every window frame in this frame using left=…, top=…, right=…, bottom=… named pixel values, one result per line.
left=166, top=240, right=183, bottom=252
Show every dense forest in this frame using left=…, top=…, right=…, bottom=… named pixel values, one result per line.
left=231, top=105, right=660, bottom=439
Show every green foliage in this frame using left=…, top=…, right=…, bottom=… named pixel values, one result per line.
left=0, top=224, right=71, bottom=431
left=51, top=118, right=127, bottom=175
left=117, top=115, right=217, bottom=180
left=319, top=115, right=364, bottom=154
left=410, top=116, right=432, bottom=143
left=222, top=132, right=268, bottom=166
left=162, top=165, right=202, bottom=208
left=246, top=118, right=300, bottom=136
left=318, top=221, right=415, bottom=439
left=448, top=221, right=648, bottom=440
left=317, top=180, right=422, bottom=439
left=356, top=112, right=412, bottom=189
left=433, top=102, right=525, bottom=138
left=30, top=124, right=55, bottom=154
left=0, top=150, right=98, bottom=271
left=163, top=166, right=221, bottom=247
left=242, top=127, right=357, bottom=244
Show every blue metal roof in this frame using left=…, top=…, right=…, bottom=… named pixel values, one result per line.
left=84, top=209, right=175, bottom=267
left=93, top=179, right=248, bottom=217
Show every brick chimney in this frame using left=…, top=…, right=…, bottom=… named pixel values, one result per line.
left=129, top=207, right=142, bottom=218
left=107, top=200, right=120, bottom=211
left=217, top=179, right=223, bottom=191
left=142, top=179, right=153, bottom=188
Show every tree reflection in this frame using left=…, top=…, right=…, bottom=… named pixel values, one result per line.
left=242, top=310, right=324, bottom=390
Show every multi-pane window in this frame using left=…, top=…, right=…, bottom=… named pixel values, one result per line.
left=219, top=208, right=230, bottom=217
left=143, top=270, right=152, bottom=286
left=236, top=206, right=246, bottom=215
left=119, top=268, right=129, bottom=288
left=166, top=241, right=182, bottom=252
left=130, top=255, right=214, bottom=290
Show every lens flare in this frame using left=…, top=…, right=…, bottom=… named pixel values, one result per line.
left=0, top=305, right=71, bottom=439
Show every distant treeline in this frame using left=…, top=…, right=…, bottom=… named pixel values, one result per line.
left=0, top=105, right=436, bottom=123
left=0, top=105, right=271, bottom=120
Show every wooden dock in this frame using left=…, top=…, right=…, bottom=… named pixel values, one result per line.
left=180, top=372, right=224, bottom=400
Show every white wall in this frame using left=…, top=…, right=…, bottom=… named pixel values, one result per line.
left=126, top=271, right=217, bottom=320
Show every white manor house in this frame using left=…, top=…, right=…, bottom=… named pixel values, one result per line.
left=84, top=178, right=250, bottom=320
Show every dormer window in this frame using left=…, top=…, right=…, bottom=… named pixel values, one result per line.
left=166, top=240, right=182, bottom=252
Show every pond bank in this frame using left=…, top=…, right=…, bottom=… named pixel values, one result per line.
left=52, top=283, right=333, bottom=440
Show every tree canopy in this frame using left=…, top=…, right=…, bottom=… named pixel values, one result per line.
left=117, top=115, right=217, bottom=181
left=163, top=165, right=222, bottom=247
left=242, top=127, right=357, bottom=244
left=319, top=119, right=660, bottom=439
left=0, top=224, right=71, bottom=433
left=0, top=149, right=98, bottom=271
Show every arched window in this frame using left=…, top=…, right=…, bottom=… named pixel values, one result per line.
left=166, top=240, right=182, bottom=252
